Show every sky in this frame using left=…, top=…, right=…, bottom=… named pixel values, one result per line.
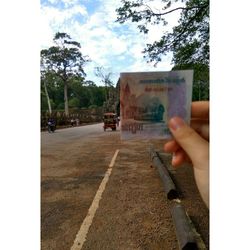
left=40, top=0, right=184, bottom=86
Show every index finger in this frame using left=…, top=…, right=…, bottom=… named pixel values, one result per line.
left=191, top=101, right=209, bottom=119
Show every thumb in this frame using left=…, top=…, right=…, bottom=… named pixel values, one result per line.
left=168, top=117, right=209, bottom=168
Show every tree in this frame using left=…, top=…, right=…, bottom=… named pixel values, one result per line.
left=172, top=63, right=209, bottom=100
left=94, top=67, right=114, bottom=101
left=40, top=70, right=62, bottom=112
left=85, top=81, right=106, bottom=107
left=116, top=0, right=209, bottom=65
left=41, top=72, right=52, bottom=114
left=68, top=97, right=81, bottom=108
left=41, top=32, right=90, bottom=116
left=68, top=75, right=89, bottom=108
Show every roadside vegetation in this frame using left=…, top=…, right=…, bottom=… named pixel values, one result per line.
left=116, top=0, right=209, bottom=100
left=41, top=32, right=115, bottom=115
left=41, top=0, right=209, bottom=116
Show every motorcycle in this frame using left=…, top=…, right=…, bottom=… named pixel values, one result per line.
left=47, top=119, right=56, bottom=133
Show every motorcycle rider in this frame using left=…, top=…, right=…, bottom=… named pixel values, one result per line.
left=47, top=117, right=56, bottom=133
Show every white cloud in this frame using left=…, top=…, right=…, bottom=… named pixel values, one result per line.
left=47, top=0, right=59, bottom=4
left=41, top=4, right=88, bottom=26
left=40, top=3, right=88, bottom=47
left=62, top=0, right=79, bottom=7
left=41, top=0, right=182, bottom=85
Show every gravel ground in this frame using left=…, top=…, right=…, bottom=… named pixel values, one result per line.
left=41, top=130, right=209, bottom=250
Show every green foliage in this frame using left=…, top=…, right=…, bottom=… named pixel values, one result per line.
left=68, top=97, right=80, bottom=108
left=94, top=67, right=114, bottom=102
left=88, top=104, right=98, bottom=109
left=56, top=103, right=65, bottom=110
left=41, top=32, right=91, bottom=115
left=41, top=93, right=56, bottom=111
left=41, top=92, right=49, bottom=110
left=116, top=0, right=209, bottom=102
left=40, top=71, right=110, bottom=111
left=172, top=63, right=209, bottom=100
left=87, top=85, right=106, bottom=107
left=116, top=0, right=209, bottom=65
left=41, top=32, right=90, bottom=80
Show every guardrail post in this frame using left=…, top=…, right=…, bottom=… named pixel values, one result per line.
left=149, top=147, right=178, bottom=200
left=171, top=203, right=198, bottom=250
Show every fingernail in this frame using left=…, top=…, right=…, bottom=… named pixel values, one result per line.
left=169, top=117, right=185, bottom=131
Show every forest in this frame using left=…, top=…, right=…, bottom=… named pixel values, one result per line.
left=41, top=74, right=116, bottom=111
left=41, top=0, right=209, bottom=116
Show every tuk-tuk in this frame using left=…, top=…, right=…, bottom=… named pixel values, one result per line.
left=103, top=112, right=117, bottom=131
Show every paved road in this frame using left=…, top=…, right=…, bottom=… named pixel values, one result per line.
left=41, top=124, right=122, bottom=250
left=41, top=123, right=105, bottom=146
left=41, top=124, right=209, bottom=250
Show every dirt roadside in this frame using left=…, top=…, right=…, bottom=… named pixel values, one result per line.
left=83, top=138, right=209, bottom=250
left=41, top=131, right=209, bottom=250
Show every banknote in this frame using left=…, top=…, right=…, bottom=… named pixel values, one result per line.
left=120, top=70, right=193, bottom=140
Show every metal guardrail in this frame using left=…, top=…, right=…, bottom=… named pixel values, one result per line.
left=149, top=147, right=178, bottom=200
left=149, top=146, right=207, bottom=250
left=171, top=203, right=198, bottom=250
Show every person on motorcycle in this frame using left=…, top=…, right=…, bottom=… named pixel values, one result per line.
left=48, top=118, right=56, bottom=133
left=70, top=118, right=75, bottom=127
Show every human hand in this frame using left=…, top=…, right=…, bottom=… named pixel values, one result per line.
left=164, top=101, right=209, bottom=207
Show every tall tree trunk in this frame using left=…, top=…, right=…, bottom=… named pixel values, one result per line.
left=64, top=81, right=69, bottom=117
left=43, top=81, right=52, bottom=115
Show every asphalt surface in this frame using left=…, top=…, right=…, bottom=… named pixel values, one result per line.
left=41, top=123, right=209, bottom=250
